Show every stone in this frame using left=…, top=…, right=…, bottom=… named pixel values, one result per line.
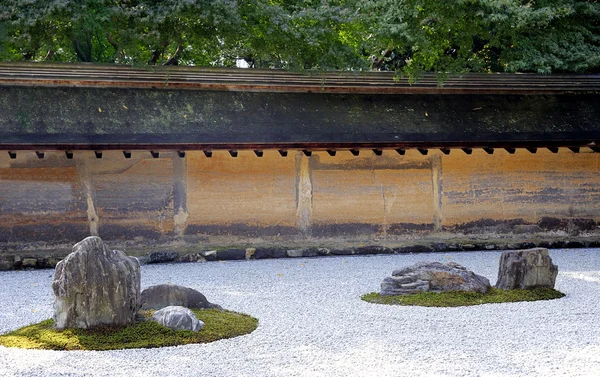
left=286, top=249, right=304, bottom=258
left=176, top=253, right=206, bottom=263
left=495, top=248, right=558, bottom=290
left=140, top=284, right=221, bottom=310
left=356, top=246, right=393, bottom=255
left=216, top=248, right=246, bottom=260
left=253, top=247, right=288, bottom=259
left=201, top=250, right=217, bottom=261
left=151, top=306, right=204, bottom=332
left=148, top=251, right=179, bottom=264
left=330, top=248, right=355, bottom=256
left=21, top=258, right=38, bottom=268
left=0, top=257, right=12, bottom=271
left=393, top=245, right=435, bottom=254
left=52, top=236, right=140, bottom=329
left=381, top=261, right=491, bottom=296
left=245, top=248, right=256, bottom=260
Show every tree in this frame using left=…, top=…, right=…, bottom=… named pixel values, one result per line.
left=361, top=0, right=600, bottom=77
left=0, top=0, right=598, bottom=75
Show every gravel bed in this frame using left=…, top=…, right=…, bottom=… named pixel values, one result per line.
left=1, top=249, right=599, bottom=377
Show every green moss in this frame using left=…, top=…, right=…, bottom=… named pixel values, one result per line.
left=0, top=309, right=258, bottom=351
left=361, top=287, right=565, bottom=307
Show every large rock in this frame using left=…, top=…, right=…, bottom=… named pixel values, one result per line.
left=151, top=306, right=204, bottom=332
left=52, top=236, right=140, bottom=329
left=495, top=248, right=558, bottom=290
left=140, top=284, right=221, bottom=310
left=381, top=261, right=491, bottom=296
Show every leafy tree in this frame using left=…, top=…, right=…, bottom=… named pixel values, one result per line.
left=0, top=0, right=598, bottom=75
left=361, top=0, right=600, bottom=77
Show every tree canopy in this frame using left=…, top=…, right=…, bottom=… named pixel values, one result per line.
left=1, top=0, right=598, bottom=76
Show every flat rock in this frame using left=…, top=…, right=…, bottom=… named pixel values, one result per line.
left=381, top=261, right=490, bottom=296
left=151, top=306, right=204, bottom=332
left=52, top=236, right=140, bottom=329
left=141, top=284, right=221, bottom=310
left=495, top=248, right=558, bottom=290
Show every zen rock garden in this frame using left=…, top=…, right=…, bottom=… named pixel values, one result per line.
left=380, top=247, right=558, bottom=296
left=369, top=247, right=563, bottom=307
left=0, top=238, right=564, bottom=351
left=52, top=236, right=225, bottom=332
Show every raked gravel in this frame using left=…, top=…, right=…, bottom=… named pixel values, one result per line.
left=1, top=249, right=600, bottom=377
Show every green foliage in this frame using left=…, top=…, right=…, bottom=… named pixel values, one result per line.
left=361, top=287, right=565, bottom=307
left=360, top=0, right=600, bottom=78
left=0, top=309, right=258, bottom=351
left=0, top=0, right=598, bottom=74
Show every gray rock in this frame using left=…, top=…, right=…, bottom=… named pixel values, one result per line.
left=495, top=248, right=558, bottom=290
left=200, top=250, right=217, bottom=261
left=286, top=247, right=328, bottom=258
left=216, top=249, right=246, bottom=260
left=148, top=251, right=179, bottom=264
left=381, top=261, right=491, bottom=296
left=21, top=258, right=37, bottom=268
left=151, top=306, right=204, bottom=332
left=330, top=248, right=355, bottom=256
left=140, top=284, right=221, bottom=310
left=253, top=247, right=287, bottom=259
left=0, top=257, right=12, bottom=271
left=286, top=249, right=305, bottom=258
left=175, top=253, right=206, bottom=263
left=356, top=246, right=393, bottom=255
left=52, top=236, right=140, bottom=329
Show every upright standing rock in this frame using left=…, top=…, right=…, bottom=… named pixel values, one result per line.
left=495, top=248, right=558, bottom=290
left=52, top=236, right=141, bottom=329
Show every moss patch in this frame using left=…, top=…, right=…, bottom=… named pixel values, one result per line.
left=361, top=288, right=565, bottom=307
left=0, top=309, right=258, bottom=351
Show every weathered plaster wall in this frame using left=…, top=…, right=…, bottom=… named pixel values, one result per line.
left=443, top=148, right=600, bottom=224
left=1, top=148, right=599, bottom=247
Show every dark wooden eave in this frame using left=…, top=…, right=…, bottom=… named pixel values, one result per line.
left=0, top=63, right=598, bottom=152
left=1, top=63, right=600, bottom=95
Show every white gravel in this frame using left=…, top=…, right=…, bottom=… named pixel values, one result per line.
left=1, top=249, right=600, bottom=377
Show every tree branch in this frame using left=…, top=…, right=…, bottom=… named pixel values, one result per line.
left=72, top=37, right=89, bottom=62
left=106, top=33, right=125, bottom=60
left=163, top=44, right=184, bottom=65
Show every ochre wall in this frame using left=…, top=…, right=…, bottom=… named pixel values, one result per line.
left=1, top=148, right=599, bottom=245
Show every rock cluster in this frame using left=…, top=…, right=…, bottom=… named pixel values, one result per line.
left=52, top=236, right=140, bottom=329
left=381, top=261, right=491, bottom=296
left=495, top=248, right=558, bottom=290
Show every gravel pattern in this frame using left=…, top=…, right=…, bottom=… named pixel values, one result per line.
left=1, top=249, right=599, bottom=377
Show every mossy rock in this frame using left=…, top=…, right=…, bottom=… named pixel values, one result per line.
left=0, top=309, right=258, bottom=351
left=361, top=287, right=565, bottom=307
